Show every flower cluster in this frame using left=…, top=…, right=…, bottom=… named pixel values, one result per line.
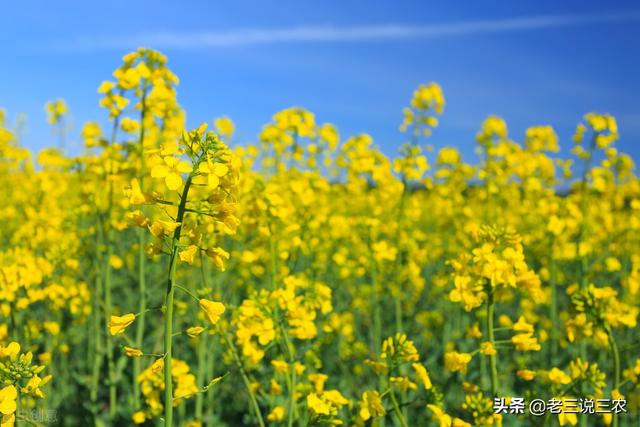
left=449, top=225, right=541, bottom=311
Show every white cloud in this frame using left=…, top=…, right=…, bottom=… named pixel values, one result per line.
left=58, top=11, right=640, bottom=51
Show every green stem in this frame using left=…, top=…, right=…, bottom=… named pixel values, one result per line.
left=280, top=323, right=297, bottom=427
left=201, top=255, right=216, bottom=423
left=224, top=333, right=266, bottom=427
left=486, top=290, right=498, bottom=397
left=164, top=176, right=193, bottom=427
left=90, top=221, right=104, bottom=419
left=205, top=331, right=216, bottom=424
left=549, top=235, right=558, bottom=366
left=388, top=388, right=409, bottom=427
left=607, top=326, right=620, bottom=427
left=175, top=284, right=200, bottom=302
left=101, top=114, right=121, bottom=420
left=104, top=181, right=117, bottom=419
left=195, top=329, right=208, bottom=421
left=177, top=400, right=185, bottom=424
left=164, top=256, right=176, bottom=426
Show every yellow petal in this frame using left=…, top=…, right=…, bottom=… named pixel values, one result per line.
left=109, top=314, right=136, bottom=335
left=151, top=164, right=169, bottom=178
left=179, top=245, right=198, bottom=265
left=124, top=346, right=143, bottom=357
left=0, top=386, right=17, bottom=415
left=165, top=173, right=182, bottom=190
left=207, top=174, right=220, bottom=189
left=213, top=163, right=229, bottom=177
left=177, top=160, right=193, bottom=173
left=164, top=156, right=179, bottom=167
left=199, top=299, right=225, bottom=325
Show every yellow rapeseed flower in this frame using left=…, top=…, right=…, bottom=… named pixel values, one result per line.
left=267, top=406, right=285, bottom=421
left=108, top=313, right=136, bottom=335
left=186, top=326, right=205, bottom=338
left=150, top=155, right=192, bottom=191
left=444, top=351, right=473, bottom=374
left=306, top=393, right=331, bottom=416
left=198, top=299, right=225, bottom=325
left=124, top=346, right=143, bottom=357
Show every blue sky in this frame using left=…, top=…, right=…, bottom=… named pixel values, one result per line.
left=1, top=1, right=639, bottom=164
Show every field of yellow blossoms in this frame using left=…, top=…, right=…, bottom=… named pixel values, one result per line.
left=0, top=48, right=638, bottom=426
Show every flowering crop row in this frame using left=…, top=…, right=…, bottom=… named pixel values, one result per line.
left=0, top=48, right=638, bottom=426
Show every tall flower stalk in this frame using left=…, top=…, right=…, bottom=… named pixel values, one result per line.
left=162, top=171, right=194, bottom=426
left=128, top=124, right=240, bottom=425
